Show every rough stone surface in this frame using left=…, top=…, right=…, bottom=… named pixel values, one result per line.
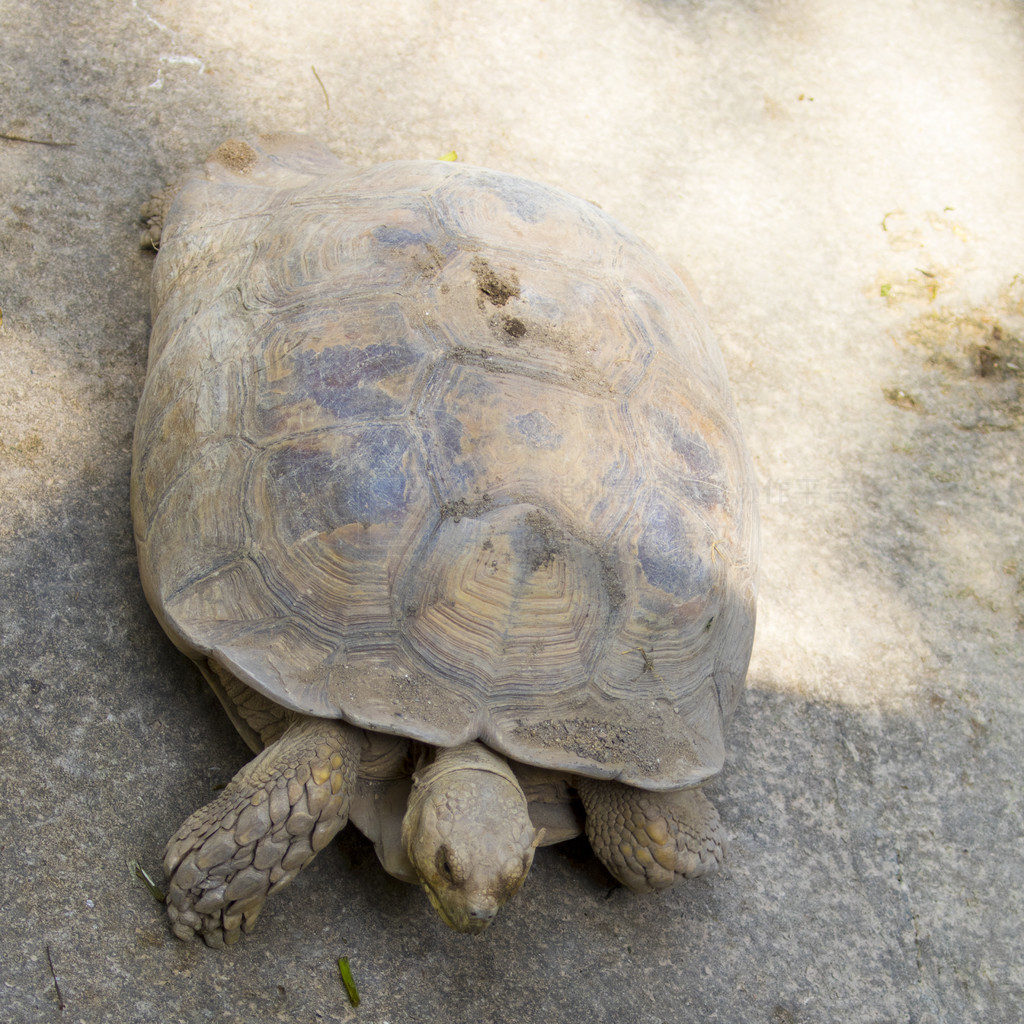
left=1, top=0, right=1022, bottom=1021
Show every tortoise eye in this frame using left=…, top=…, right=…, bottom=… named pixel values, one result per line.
left=436, top=848, right=455, bottom=882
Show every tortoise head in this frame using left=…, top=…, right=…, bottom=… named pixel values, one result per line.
left=402, top=743, right=542, bottom=934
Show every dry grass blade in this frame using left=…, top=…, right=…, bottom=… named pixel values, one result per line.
left=46, top=944, right=65, bottom=1011
left=0, top=132, right=74, bottom=147
left=311, top=66, right=329, bottom=109
left=127, top=859, right=166, bottom=903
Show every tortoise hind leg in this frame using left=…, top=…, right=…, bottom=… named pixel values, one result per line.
left=164, top=715, right=364, bottom=946
left=575, top=778, right=725, bottom=892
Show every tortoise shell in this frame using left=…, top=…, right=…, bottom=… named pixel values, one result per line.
left=131, top=133, right=757, bottom=791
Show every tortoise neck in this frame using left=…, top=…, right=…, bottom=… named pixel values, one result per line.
left=413, top=742, right=518, bottom=792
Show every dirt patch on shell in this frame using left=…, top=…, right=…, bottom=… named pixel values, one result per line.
left=439, top=493, right=494, bottom=521
left=471, top=256, right=520, bottom=306
left=511, top=716, right=664, bottom=777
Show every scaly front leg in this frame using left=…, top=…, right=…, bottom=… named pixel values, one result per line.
left=163, top=716, right=364, bottom=946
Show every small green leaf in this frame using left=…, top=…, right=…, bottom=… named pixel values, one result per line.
left=880, top=283, right=891, bottom=297
left=338, top=956, right=360, bottom=1007
left=439, top=150, right=458, bottom=162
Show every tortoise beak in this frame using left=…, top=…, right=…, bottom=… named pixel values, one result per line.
left=422, top=884, right=497, bottom=934
left=463, top=900, right=498, bottom=933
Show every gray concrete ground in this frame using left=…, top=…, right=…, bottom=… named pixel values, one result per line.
left=1, top=0, right=1022, bottom=1021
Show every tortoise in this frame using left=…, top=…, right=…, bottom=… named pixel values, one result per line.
left=132, top=133, right=758, bottom=946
